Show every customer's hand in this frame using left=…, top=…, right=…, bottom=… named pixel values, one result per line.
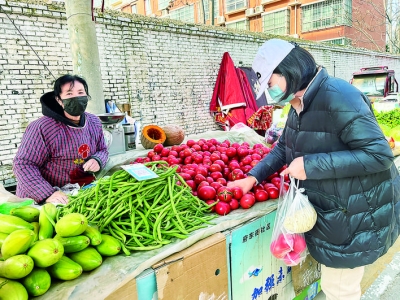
left=45, top=191, right=68, bottom=204
left=280, top=157, right=306, bottom=180
left=227, top=176, right=257, bottom=194
left=83, top=158, right=100, bottom=173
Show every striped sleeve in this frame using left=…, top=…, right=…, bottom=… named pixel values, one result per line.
left=13, top=119, right=56, bottom=203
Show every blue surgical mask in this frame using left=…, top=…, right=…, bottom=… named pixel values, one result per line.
left=266, top=84, right=294, bottom=105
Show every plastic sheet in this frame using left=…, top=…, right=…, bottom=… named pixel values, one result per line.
left=0, top=184, right=27, bottom=204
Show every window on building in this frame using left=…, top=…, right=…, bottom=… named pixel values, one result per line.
left=302, top=0, right=352, bottom=32
left=145, top=0, right=152, bottom=15
left=201, top=0, right=219, bottom=21
left=262, top=9, right=290, bottom=35
left=226, top=19, right=249, bottom=30
left=159, top=0, right=170, bottom=10
left=226, top=0, right=248, bottom=13
left=131, top=4, right=138, bottom=14
left=93, top=0, right=104, bottom=7
left=168, top=5, right=195, bottom=23
left=321, top=38, right=352, bottom=46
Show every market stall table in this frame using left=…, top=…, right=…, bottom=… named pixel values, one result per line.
left=36, top=200, right=278, bottom=300
left=31, top=127, right=400, bottom=299
left=37, top=127, right=286, bottom=299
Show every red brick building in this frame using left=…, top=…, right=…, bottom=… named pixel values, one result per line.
left=110, top=0, right=386, bottom=51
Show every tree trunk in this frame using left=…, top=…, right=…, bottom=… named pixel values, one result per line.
left=65, top=0, right=105, bottom=114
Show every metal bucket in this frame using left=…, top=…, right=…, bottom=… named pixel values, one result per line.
left=123, top=124, right=136, bottom=150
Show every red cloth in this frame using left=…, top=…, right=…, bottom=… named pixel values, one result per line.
left=210, top=52, right=267, bottom=131
left=210, top=52, right=246, bottom=114
left=248, top=105, right=274, bottom=130
left=69, top=167, right=95, bottom=187
left=210, top=53, right=250, bottom=130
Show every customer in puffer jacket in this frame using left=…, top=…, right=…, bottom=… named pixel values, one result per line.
left=13, top=75, right=108, bottom=204
left=228, top=39, right=400, bottom=300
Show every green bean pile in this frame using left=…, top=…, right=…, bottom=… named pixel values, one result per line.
left=56, top=161, right=216, bottom=254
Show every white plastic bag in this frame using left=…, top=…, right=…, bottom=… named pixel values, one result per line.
left=283, top=180, right=317, bottom=234
left=230, top=122, right=252, bottom=132
left=269, top=177, right=312, bottom=266
left=54, top=183, right=81, bottom=196
left=0, top=184, right=24, bottom=203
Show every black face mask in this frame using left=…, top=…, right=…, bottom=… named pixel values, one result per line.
left=62, top=96, right=88, bottom=116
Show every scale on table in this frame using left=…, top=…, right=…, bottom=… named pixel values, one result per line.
left=97, top=113, right=126, bottom=156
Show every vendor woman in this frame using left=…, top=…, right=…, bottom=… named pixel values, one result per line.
left=13, top=75, right=109, bottom=204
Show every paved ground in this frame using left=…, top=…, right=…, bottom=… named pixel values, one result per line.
left=361, top=251, right=400, bottom=300
left=310, top=237, right=400, bottom=300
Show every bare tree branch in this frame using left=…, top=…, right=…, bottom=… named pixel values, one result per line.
left=344, top=0, right=400, bottom=53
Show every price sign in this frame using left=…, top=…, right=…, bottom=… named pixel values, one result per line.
left=120, top=164, right=159, bottom=181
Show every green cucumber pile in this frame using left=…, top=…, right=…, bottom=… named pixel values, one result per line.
left=57, top=161, right=216, bottom=253
left=0, top=162, right=215, bottom=299
left=0, top=204, right=122, bottom=298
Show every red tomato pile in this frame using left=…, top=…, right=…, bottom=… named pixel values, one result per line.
left=133, top=138, right=289, bottom=216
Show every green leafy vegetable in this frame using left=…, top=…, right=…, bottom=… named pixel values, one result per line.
left=374, top=108, right=400, bottom=128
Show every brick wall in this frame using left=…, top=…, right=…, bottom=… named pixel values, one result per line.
left=1, top=0, right=400, bottom=187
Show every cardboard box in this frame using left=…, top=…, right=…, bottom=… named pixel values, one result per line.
left=152, top=233, right=229, bottom=300
left=225, top=210, right=295, bottom=300
left=291, top=254, right=321, bottom=296
left=136, top=268, right=158, bottom=300
left=105, top=268, right=157, bottom=300
left=105, top=278, right=138, bottom=300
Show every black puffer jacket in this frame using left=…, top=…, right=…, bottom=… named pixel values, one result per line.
left=249, top=68, right=400, bottom=268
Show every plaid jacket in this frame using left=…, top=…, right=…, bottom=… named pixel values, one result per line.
left=14, top=92, right=108, bottom=203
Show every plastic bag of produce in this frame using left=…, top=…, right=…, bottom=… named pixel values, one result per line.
left=264, top=123, right=283, bottom=145
left=0, top=199, right=34, bottom=215
left=283, top=178, right=317, bottom=234
left=0, top=184, right=34, bottom=214
left=269, top=177, right=309, bottom=267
